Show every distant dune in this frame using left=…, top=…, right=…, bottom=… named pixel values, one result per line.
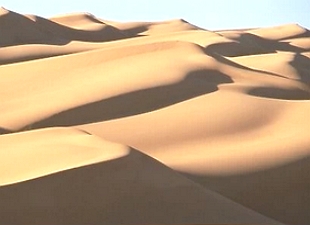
left=0, top=7, right=309, bottom=225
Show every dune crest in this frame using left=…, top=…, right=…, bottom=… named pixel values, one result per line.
left=0, top=128, right=284, bottom=225
left=1, top=8, right=309, bottom=225
left=0, top=127, right=129, bottom=186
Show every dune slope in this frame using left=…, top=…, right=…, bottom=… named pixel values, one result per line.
left=1, top=8, right=310, bottom=225
left=0, top=128, right=284, bottom=225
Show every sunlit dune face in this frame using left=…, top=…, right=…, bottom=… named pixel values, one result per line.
left=0, top=8, right=309, bottom=225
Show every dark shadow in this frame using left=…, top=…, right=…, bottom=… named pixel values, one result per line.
left=181, top=155, right=310, bottom=225
left=248, top=87, right=310, bottom=100
left=204, top=48, right=262, bottom=69
left=205, top=42, right=310, bottom=101
left=0, top=12, right=136, bottom=47
left=34, top=16, right=129, bottom=43
left=206, top=33, right=308, bottom=57
left=204, top=49, right=293, bottom=80
left=206, top=41, right=276, bottom=57
left=236, top=33, right=308, bottom=52
left=118, top=25, right=150, bottom=36
left=0, top=11, right=68, bottom=47
left=0, top=148, right=266, bottom=225
left=0, top=127, right=11, bottom=135
left=277, top=27, right=310, bottom=40
left=289, top=53, right=310, bottom=84
left=31, top=69, right=233, bottom=128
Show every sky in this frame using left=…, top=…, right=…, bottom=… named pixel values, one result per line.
left=1, top=0, right=309, bottom=30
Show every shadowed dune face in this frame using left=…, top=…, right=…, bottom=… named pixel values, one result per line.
left=248, top=86, right=310, bottom=100
left=0, top=8, right=66, bottom=46
left=32, top=15, right=129, bottom=43
left=182, top=155, right=310, bottom=225
left=1, top=8, right=310, bottom=225
left=0, top=8, right=131, bottom=47
left=31, top=69, right=233, bottom=128
left=289, top=53, right=310, bottom=83
left=0, top=144, right=282, bottom=225
left=0, top=127, right=10, bottom=135
left=206, top=33, right=310, bottom=57
left=248, top=23, right=310, bottom=40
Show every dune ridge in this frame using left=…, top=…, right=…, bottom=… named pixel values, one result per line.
left=0, top=8, right=309, bottom=225
left=0, top=128, right=284, bottom=225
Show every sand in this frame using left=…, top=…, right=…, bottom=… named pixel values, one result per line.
left=0, top=7, right=309, bottom=225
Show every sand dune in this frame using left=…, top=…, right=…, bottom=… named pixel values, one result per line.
left=0, top=127, right=129, bottom=186
left=0, top=7, right=129, bottom=47
left=1, top=8, right=310, bottom=225
left=0, top=128, right=283, bottom=225
left=248, top=24, right=310, bottom=40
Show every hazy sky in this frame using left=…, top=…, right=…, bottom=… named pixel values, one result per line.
left=2, top=0, right=309, bottom=30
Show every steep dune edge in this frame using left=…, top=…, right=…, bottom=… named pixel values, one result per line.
left=54, top=15, right=204, bottom=34
left=78, top=90, right=310, bottom=225
left=0, top=10, right=218, bottom=65
left=0, top=29, right=223, bottom=65
left=2, top=37, right=309, bottom=132
left=0, top=7, right=127, bottom=47
left=213, top=24, right=310, bottom=57
left=0, top=127, right=284, bottom=225
left=50, top=12, right=107, bottom=28
left=229, top=52, right=310, bottom=81
left=0, top=7, right=61, bottom=46
left=0, top=26, right=223, bottom=65
left=248, top=23, right=310, bottom=40
left=0, top=40, right=217, bottom=131
left=0, top=127, right=129, bottom=186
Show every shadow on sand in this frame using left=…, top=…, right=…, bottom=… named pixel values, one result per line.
left=206, top=33, right=309, bottom=57
left=31, top=69, right=233, bottom=128
left=0, top=147, right=267, bottom=225
left=0, top=127, right=11, bottom=135
left=289, top=53, right=310, bottom=84
left=0, top=12, right=139, bottom=47
left=181, top=155, right=310, bottom=225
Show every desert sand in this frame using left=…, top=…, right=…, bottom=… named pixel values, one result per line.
left=0, top=6, right=309, bottom=225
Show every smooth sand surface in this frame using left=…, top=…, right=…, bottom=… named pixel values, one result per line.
left=1, top=7, right=310, bottom=225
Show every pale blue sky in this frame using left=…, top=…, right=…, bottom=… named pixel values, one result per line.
left=2, top=0, right=309, bottom=30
